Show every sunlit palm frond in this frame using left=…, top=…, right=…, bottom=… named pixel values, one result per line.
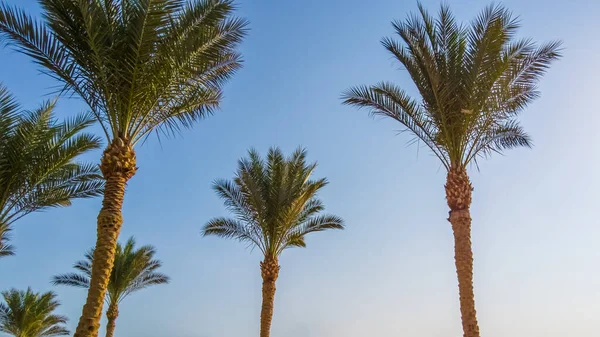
left=0, top=223, right=14, bottom=257
left=281, top=215, right=344, bottom=252
left=51, top=273, right=90, bottom=288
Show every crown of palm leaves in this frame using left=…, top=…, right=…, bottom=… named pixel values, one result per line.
left=0, top=84, right=103, bottom=257
left=0, top=0, right=248, bottom=145
left=342, top=3, right=561, bottom=170
left=203, top=147, right=344, bottom=258
left=0, top=288, right=69, bottom=337
left=52, top=236, right=169, bottom=303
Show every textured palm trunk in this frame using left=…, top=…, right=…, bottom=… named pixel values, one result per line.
left=445, top=167, right=480, bottom=337
left=74, top=138, right=136, bottom=337
left=259, top=257, right=280, bottom=337
left=105, top=302, right=119, bottom=337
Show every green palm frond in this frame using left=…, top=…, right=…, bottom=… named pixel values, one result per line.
left=0, top=0, right=248, bottom=145
left=342, top=2, right=560, bottom=169
left=53, top=236, right=169, bottom=304
left=0, top=222, right=13, bottom=257
left=0, top=84, right=102, bottom=257
left=51, top=273, right=90, bottom=288
left=203, top=147, right=344, bottom=259
left=0, top=288, right=69, bottom=337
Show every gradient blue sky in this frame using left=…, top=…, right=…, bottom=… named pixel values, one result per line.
left=1, top=0, right=599, bottom=336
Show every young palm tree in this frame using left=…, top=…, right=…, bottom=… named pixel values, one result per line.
left=0, top=84, right=102, bottom=259
left=202, top=147, right=344, bottom=337
left=52, top=237, right=169, bottom=337
left=0, top=288, right=69, bottom=337
left=342, top=4, right=560, bottom=337
left=0, top=1, right=247, bottom=335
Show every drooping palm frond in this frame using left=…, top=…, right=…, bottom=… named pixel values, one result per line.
left=0, top=223, right=13, bottom=257
left=0, top=288, right=69, bottom=337
left=0, top=0, right=248, bottom=145
left=342, top=3, right=561, bottom=169
left=0, top=84, right=103, bottom=258
left=52, top=236, right=169, bottom=304
left=202, top=147, right=344, bottom=258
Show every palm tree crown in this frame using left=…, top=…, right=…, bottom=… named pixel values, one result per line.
left=342, top=3, right=561, bottom=170
left=0, top=288, right=69, bottom=337
left=52, top=236, right=169, bottom=304
left=0, top=84, right=103, bottom=257
left=203, top=147, right=344, bottom=259
left=0, top=0, right=248, bottom=145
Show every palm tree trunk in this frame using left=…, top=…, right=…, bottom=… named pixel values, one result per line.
left=259, top=257, right=280, bottom=337
left=74, top=138, right=136, bottom=337
left=445, top=167, right=480, bottom=337
left=105, top=302, right=119, bottom=337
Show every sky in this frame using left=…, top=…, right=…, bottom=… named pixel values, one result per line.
left=0, top=0, right=599, bottom=337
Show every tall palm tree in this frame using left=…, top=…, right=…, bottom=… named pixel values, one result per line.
left=0, top=288, right=69, bottom=337
left=202, top=147, right=344, bottom=337
left=52, top=237, right=169, bottom=337
left=0, top=1, right=247, bottom=335
left=0, top=84, right=102, bottom=259
left=342, top=4, right=560, bottom=337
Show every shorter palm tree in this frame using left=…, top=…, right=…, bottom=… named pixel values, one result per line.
left=0, top=84, right=103, bottom=258
left=202, top=147, right=344, bottom=337
left=52, top=237, right=169, bottom=337
left=0, top=288, right=69, bottom=337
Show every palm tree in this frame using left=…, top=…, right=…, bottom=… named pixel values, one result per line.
left=52, top=236, right=168, bottom=337
left=342, top=4, right=560, bottom=337
left=0, top=288, right=69, bottom=337
left=202, top=147, right=344, bottom=337
left=0, top=1, right=247, bottom=335
left=0, top=84, right=102, bottom=259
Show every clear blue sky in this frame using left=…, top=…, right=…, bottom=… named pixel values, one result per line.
left=1, top=0, right=599, bottom=336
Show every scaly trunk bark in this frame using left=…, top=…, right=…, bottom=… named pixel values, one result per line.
left=259, top=256, right=279, bottom=337
left=74, top=138, right=136, bottom=337
left=105, top=302, right=119, bottom=337
left=445, top=167, right=480, bottom=337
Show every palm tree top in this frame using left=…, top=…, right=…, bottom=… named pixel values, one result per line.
left=342, top=3, right=561, bottom=170
left=202, top=147, right=344, bottom=259
left=0, top=288, right=69, bottom=337
left=0, top=0, right=249, bottom=145
left=52, top=236, right=169, bottom=304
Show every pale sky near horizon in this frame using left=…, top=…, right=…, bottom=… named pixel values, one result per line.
left=0, top=0, right=599, bottom=337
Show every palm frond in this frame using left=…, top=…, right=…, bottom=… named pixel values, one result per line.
left=202, top=217, right=265, bottom=253
left=51, top=273, right=90, bottom=288
left=0, top=223, right=14, bottom=257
